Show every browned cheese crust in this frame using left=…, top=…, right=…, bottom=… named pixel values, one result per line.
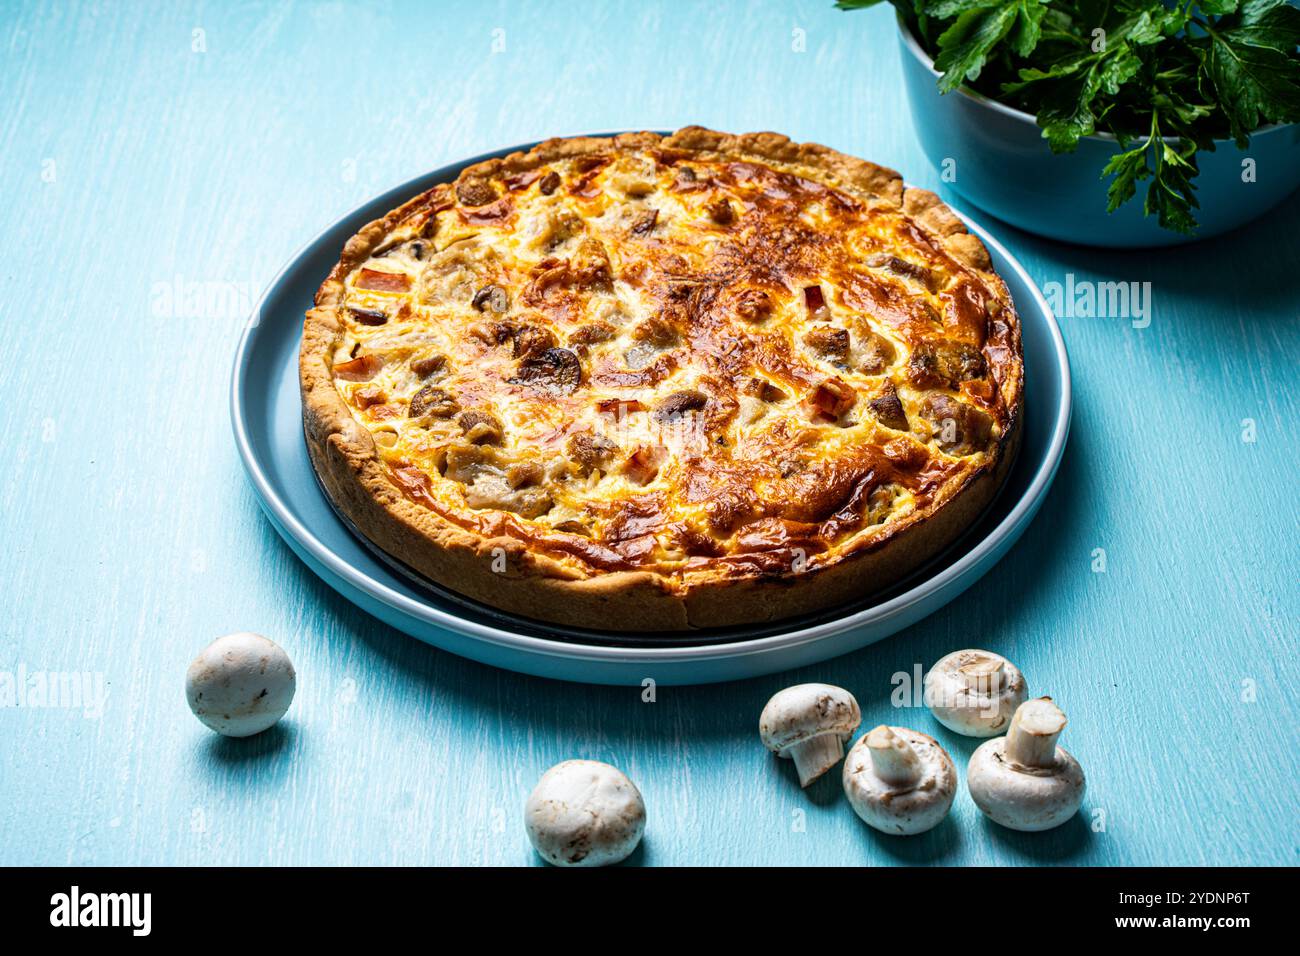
left=300, top=128, right=1024, bottom=631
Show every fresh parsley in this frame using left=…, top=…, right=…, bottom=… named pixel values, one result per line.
left=836, top=0, right=1300, bottom=233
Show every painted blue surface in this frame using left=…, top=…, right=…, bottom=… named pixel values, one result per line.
left=232, top=160, right=1071, bottom=685
left=1, top=0, right=1296, bottom=866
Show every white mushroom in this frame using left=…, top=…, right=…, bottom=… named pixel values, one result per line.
left=842, top=725, right=957, bottom=835
left=759, top=683, right=862, bottom=787
left=524, top=760, right=646, bottom=867
left=185, top=632, right=296, bottom=737
left=925, top=648, right=1027, bottom=737
left=967, top=697, right=1086, bottom=831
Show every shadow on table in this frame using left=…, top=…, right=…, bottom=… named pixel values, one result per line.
left=204, top=721, right=295, bottom=761
left=856, top=812, right=966, bottom=865
left=527, top=839, right=653, bottom=868
left=984, top=187, right=1300, bottom=320
left=977, top=811, right=1094, bottom=862
left=847, top=786, right=1094, bottom=866
left=197, top=721, right=300, bottom=791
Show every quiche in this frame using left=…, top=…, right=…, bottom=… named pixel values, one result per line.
left=300, top=128, right=1023, bottom=631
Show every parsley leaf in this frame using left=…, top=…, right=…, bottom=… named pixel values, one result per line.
left=1200, top=7, right=1300, bottom=145
left=933, top=3, right=1021, bottom=91
left=1008, top=0, right=1048, bottom=57
left=1146, top=137, right=1201, bottom=234
left=1102, top=143, right=1151, bottom=212
left=1102, top=111, right=1202, bottom=235
left=924, top=0, right=1000, bottom=16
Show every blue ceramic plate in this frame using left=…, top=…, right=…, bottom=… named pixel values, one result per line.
left=231, top=138, right=1071, bottom=685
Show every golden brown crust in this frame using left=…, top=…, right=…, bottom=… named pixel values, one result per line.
left=300, top=127, right=1023, bottom=631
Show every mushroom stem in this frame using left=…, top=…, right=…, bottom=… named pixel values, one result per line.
left=959, top=655, right=1005, bottom=695
left=1004, top=698, right=1067, bottom=769
left=866, top=725, right=922, bottom=787
left=790, top=734, right=845, bottom=787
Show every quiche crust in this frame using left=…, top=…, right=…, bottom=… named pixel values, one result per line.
left=300, top=127, right=1023, bottom=631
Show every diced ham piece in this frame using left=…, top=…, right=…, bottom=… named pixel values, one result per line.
left=804, top=285, right=828, bottom=319
left=334, top=354, right=384, bottom=381
left=355, top=269, right=411, bottom=293
left=804, top=378, right=856, bottom=422
left=622, top=445, right=666, bottom=485
left=596, top=398, right=647, bottom=416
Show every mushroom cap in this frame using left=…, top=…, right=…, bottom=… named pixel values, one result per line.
left=759, top=683, right=861, bottom=755
left=842, top=726, right=956, bottom=835
left=925, top=648, right=1027, bottom=737
left=185, top=632, right=296, bottom=738
left=967, top=737, right=1086, bottom=832
left=524, top=760, right=646, bottom=867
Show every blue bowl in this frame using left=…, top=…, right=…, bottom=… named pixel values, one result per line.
left=897, top=17, right=1300, bottom=247
left=231, top=138, right=1071, bottom=685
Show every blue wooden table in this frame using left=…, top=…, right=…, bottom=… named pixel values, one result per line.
left=2, top=0, right=1296, bottom=867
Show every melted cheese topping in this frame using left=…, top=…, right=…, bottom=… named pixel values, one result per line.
left=328, top=145, right=1018, bottom=583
